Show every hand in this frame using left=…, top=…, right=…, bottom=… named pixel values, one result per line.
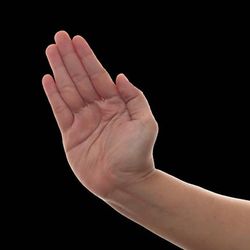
left=42, top=31, right=158, bottom=198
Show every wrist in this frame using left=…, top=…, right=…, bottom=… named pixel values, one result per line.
left=104, top=168, right=159, bottom=208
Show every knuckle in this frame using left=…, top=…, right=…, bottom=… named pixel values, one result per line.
left=54, top=104, right=66, bottom=114
left=60, top=84, right=74, bottom=95
left=71, top=72, right=88, bottom=83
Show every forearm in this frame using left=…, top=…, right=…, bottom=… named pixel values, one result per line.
left=106, top=169, right=250, bottom=250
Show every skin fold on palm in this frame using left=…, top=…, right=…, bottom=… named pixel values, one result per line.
left=42, top=31, right=158, bottom=198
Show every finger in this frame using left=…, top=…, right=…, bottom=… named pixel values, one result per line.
left=54, top=31, right=100, bottom=103
left=46, top=44, right=85, bottom=112
left=72, top=35, right=118, bottom=99
left=42, top=74, right=73, bottom=132
left=116, top=74, right=153, bottom=121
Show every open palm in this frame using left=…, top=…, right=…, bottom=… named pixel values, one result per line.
left=42, top=31, right=158, bottom=198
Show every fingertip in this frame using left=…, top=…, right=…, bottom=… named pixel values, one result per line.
left=72, top=35, right=91, bottom=53
left=72, top=35, right=81, bottom=41
left=45, top=44, right=56, bottom=56
left=54, top=30, right=70, bottom=42
left=42, top=74, right=52, bottom=82
left=116, top=73, right=129, bottom=83
left=42, top=74, right=55, bottom=90
left=116, top=73, right=139, bottom=103
left=72, top=36, right=79, bottom=47
left=72, top=35, right=85, bottom=43
left=116, top=73, right=124, bottom=82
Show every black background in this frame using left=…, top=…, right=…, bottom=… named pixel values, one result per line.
left=3, top=4, right=249, bottom=249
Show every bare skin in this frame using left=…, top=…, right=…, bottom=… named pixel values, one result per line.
left=42, top=31, right=250, bottom=249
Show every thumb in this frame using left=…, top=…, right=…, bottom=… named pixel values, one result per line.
left=116, top=73, right=154, bottom=121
